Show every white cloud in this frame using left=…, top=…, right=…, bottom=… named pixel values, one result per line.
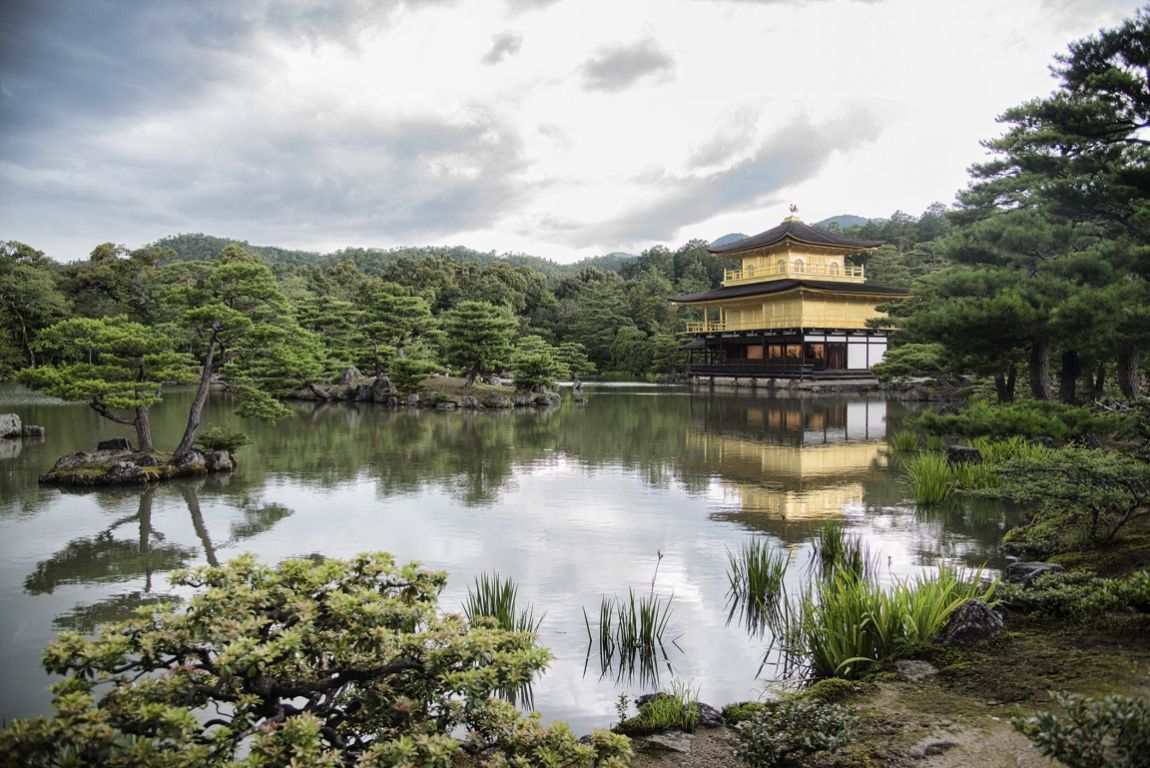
left=0, top=0, right=1141, bottom=262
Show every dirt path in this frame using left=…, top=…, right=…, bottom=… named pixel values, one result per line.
left=627, top=612, right=1150, bottom=768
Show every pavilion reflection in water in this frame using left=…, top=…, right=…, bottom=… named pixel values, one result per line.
left=688, top=397, right=889, bottom=541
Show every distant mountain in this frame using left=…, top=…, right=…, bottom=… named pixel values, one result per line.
left=711, top=232, right=748, bottom=247
left=148, top=233, right=640, bottom=277
left=815, top=215, right=870, bottom=231
left=151, top=233, right=321, bottom=266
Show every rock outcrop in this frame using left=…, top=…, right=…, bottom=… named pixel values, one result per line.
left=287, top=372, right=561, bottom=410
left=40, top=447, right=236, bottom=487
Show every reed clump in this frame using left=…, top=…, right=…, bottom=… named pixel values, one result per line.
left=889, top=429, right=922, bottom=453
left=726, top=538, right=789, bottom=635
left=773, top=563, right=996, bottom=680
left=464, top=572, right=543, bottom=633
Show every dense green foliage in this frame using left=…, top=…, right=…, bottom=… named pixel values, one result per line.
left=0, top=552, right=631, bottom=768
left=996, top=570, right=1150, bottom=616
left=733, top=697, right=859, bottom=767
left=1013, top=692, right=1150, bottom=768
left=995, top=447, right=1150, bottom=550
left=916, top=401, right=1132, bottom=442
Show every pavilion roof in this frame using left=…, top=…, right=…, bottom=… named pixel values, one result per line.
left=708, top=219, right=882, bottom=256
left=668, top=278, right=908, bottom=304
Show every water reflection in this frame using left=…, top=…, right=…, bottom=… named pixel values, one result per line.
left=0, top=383, right=1021, bottom=732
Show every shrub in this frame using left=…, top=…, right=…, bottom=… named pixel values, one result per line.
left=0, top=553, right=623, bottom=768
left=389, top=357, right=440, bottom=396
left=996, top=448, right=1150, bottom=545
left=734, top=697, right=858, bottom=767
left=997, top=571, right=1150, bottom=616
left=193, top=426, right=251, bottom=454
left=723, top=701, right=767, bottom=725
left=916, top=400, right=1130, bottom=443
left=1012, top=692, right=1150, bottom=768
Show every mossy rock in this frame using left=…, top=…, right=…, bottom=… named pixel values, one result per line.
left=722, top=701, right=766, bottom=725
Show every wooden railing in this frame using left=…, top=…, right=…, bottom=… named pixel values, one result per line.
left=723, top=263, right=865, bottom=286
left=684, top=316, right=804, bottom=333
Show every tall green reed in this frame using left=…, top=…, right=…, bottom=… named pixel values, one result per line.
left=905, top=452, right=959, bottom=504
left=773, top=564, right=996, bottom=680
left=726, top=538, right=789, bottom=636
left=808, top=523, right=874, bottom=582
left=464, top=572, right=543, bottom=633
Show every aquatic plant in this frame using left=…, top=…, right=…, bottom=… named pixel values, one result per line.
left=808, top=523, right=873, bottom=582
left=775, top=564, right=995, bottom=680
left=464, top=572, right=544, bottom=633
left=888, top=429, right=922, bottom=453
left=904, top=451, right=958, bottom=504
left=584, top=556, right=677, bottom=686
left=726, top=538, right=789, bottom=635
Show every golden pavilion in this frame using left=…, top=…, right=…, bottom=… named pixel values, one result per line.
left=670, top=207, right=908, bottom=380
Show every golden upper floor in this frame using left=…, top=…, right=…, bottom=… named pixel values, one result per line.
left=709, top=209, right=880, bottom=288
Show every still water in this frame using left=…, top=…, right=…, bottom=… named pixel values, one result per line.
left=0, top=383, right=1014, bottom=733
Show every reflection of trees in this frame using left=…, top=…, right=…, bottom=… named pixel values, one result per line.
left=29, top=482, right=295, bottom=631
left=24, top=488, right=194, bottom=595
left=53, top=591, right=179, bottom=632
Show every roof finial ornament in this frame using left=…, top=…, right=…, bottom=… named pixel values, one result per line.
left=785, top=203, right=801, bottom=222
left=789, top=203, right=798, bottom=214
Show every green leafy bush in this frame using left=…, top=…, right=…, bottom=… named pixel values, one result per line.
left=998, top=571, right=1150, bottom=616
left=193, top=426, right=252, bottom=454
left=0, top=552, right=623, bottom=768
left=1012, top=692, right=1150, bottom=768
left=389, top=357, right=440, bottom=396
left=734, top=697, right=858, bottom=767
left=723, top=701, right=767, bottom=725
left=996, top=448, right=1150, bottom=546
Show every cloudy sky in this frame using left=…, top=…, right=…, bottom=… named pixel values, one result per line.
left=0, top=0, right=1139, bottom=264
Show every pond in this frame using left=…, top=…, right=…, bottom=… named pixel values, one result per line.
left=0, top=383, right=1017, bottom=733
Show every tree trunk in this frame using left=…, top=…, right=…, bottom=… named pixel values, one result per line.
left=134, top=406, right=154, bottom=452
left=1058, top=349, right=1080, bottom=404
left=180, top=484, right=219, bottom=567
left=994, top=362, right=1018, bottom=403
left=1117, top=348, right=1142, bottom=399
left=1028, top=338, right=1053, bottom=400
left=1090, top=361, right=1106, bottom=400
left=137, top=487, right=155, bottom=592
left=173, top=336, right=217, bottom=460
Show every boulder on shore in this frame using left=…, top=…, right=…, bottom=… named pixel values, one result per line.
left=0, top=413, right=22, bottom=438
left=935, top=599, right=1003, bottom=645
